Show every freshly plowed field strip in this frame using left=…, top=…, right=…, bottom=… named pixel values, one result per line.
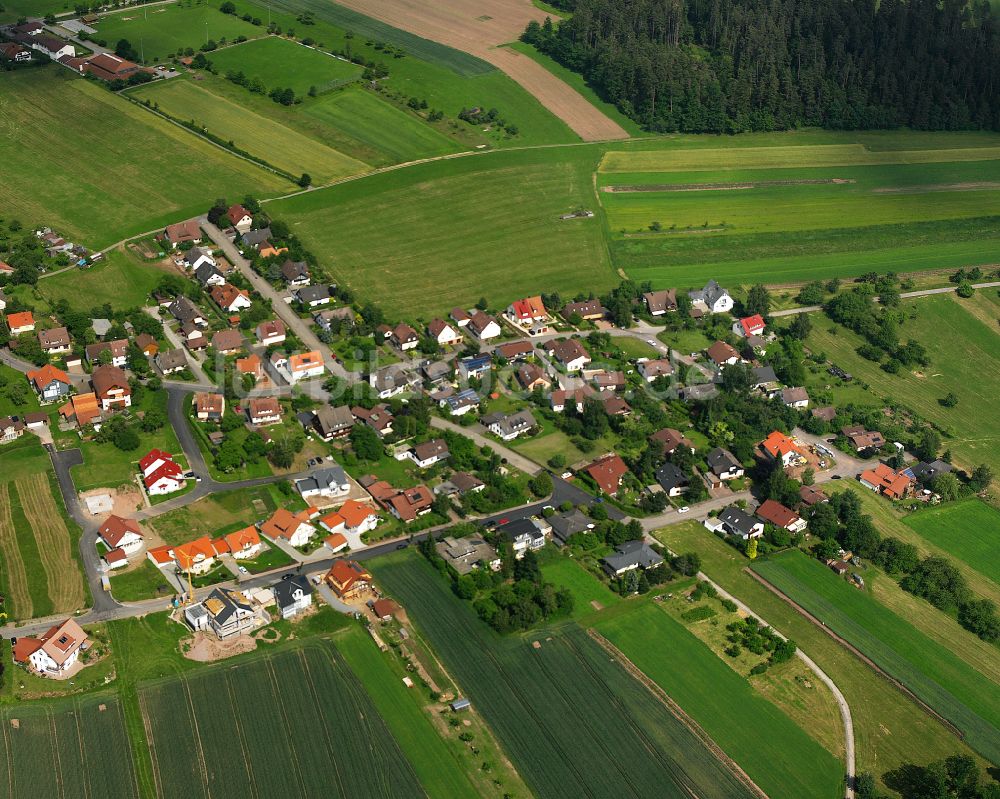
left=0, top=484, right=31, bottom=619
left=16, top=473, right=85, bottom=613
left=330, top=0, right=629, bottom=140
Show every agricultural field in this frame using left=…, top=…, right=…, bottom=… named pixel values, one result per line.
left=131, top=77, right=368, bottom=182
left=0, top=0, right=68, bottom=23
left=139, top=641, right=424, bottom=798
left=751, top=549, right=1000, bottom=764
left=0, top=69, right=287, bottom=248
left=654, top=522, right=989, bottom=794
left=206, top=36, right=362, bottom=95
left=903, top=500, right=1000, bottom=585
left=596, top=602, right=844, bottom=799
left=597, top=133, right=1000, bottom=287
left=39, top=247, right=174, bottom=313
left=0, top=694, right=140, bottom=797
left=268, top=146, right=615, bottom=317
left=0, top=441, right=85, bottom=620
left=93, top=2, right=263, bottom=64
left=805, top=294, right=1000, bottom=476
left=375, top=551, right=759, bottom=799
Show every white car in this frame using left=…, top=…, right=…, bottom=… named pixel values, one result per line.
left=238, top=566, right=248, bottom=574
left=647, top=339, right=657, bottom=346
left=677, top=506, right=690, bottom=514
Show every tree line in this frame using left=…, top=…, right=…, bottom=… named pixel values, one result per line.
left=521, top=0, right=1000, bottom=133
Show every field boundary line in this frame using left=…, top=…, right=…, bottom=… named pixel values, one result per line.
left=1, top=709, right=12, bottom=798
left=0, top=484, right=32, bottom=619
left=178, top=679, right=211, bottom=799
left=112, top=699, right=143, bottom=799
left=587, top=629, right=768, bottom=799
left=139, top=686, right=164, bottom=799
left=221, top=670, right=259, bottom=799
left=72, top=699, right=92, bottom=799
left=747, top=568, right=964, bottom=740
left=47, top=708, right=67, bottom=799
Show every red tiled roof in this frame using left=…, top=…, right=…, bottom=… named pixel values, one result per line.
left=585, top=454, right=629, bottom=495
left=98, top=515, right=142, bottom=548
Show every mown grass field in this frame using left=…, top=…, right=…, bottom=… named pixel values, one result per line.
left=751, top=549, right=1000, bottom=764
left=540, top=556, right=621, bottom=617
left=139, top=641, right=424, bottom=798
left=0, top=694, right=140, bottom=797
left=94, top=2, right=263, bottom=63
left=0, top=0, right=68, bottom=23
left=269, top=146, right=614, bottom=317
left=39, top=247, right=173, bottom=312
left=903, top=500, right=1000, bottom=585
left=208, top=36, right=362, bottom=94
left=132, top=76, right=368, bottom=182
left=147, top=485, right=278, bottom=546
left=596, top=602, right=844, bottom=799
left=375, top=551, right=758, bottom=799
left=0, top=69, right=287, bottom=247
left=806, top=294, right=1000, bottom=475
left=653, top=522, right=989, bottom=793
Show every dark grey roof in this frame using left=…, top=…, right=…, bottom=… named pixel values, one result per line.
left=498, top=518, right=542, bottom=541
left=908, top=459, right=953, bottom=484
left=718, top=506, right=759, bottom=536
left=313, top=404, right=354, bottom=436
left=156, top=348, right=187, bottom=370
left=603, top=539, right=663, bottom=572
left=549, top=509, right=593, bottom=543
left=273, top=575, right=312, bottom=609
left=281, top=260, right=309, bottom=279
left=655, top=462, right=688, bottom=492
left=206, top=587, right=252, bottom=625
left=751, top=365, right=778, bottom=386
left=194, top=262, right=221, bottom=285
left=296, top=285, right=330, bottom=303
left=295, top=465, right=349, bottom=493
left=168, top=296, right=201, bottom=322
left=707, top=448, right=741, bottom=474
left=241, top=227, right=272, bottom=247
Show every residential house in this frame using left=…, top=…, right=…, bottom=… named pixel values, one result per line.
left=193, top=261, right=225, bottom=287
left=516, top=363, right=550, bottom=391
left=732, top=314, right=766, bottom=338
left=602, top=395, right=632, bottom=417
left=76, top=51, right=144, bottom=81
left=247, top=397, right=282, bottom=426
left=422, top=360, right=452, bottom=385
left=97, top=515, right=144, bottom=555
left=655, top=462, right=689, bottom=496
left=651, top=427, right=694, bottom=457
left=274, top=575, right=313, bottom=619
left=842, top=426, right=885, bottom=454
left=643, top=289, right=677, bottom=316
left=369, top=365, right=419, bottom=400
left=200, top=588, right=258, bottom=639
left=585, top=454, right=630, bottom=496
left=561, top=299, right=607, bottom=321
left=602, top=540, right=664, bottom=576
left=707, top=447, right=744, bottom=480
left=29, top=35, right=75, bottom=60
left=450, top=308, right=471, bottom=327
left=907, top=459, right=953, bottom=486
left=210, top=284, right=252, bottom=314
left=185, top=247, right=216, bottom=273
left=427, top=318, right=460, bottom=346
left=439, top=388, right=480, bottom=416
left=545, top=338, right=591, bottom=372
left=240, top=227, right=273, bottom=250
left=706, top=340, right=741, bottom=367
left=209, top=329, right=243, bottom=356
left=295, top=465, right=351, bottom=501
left=759, top=431, right=807, bottom=467
left=435, top=536, right=501, bottom=575
left=277, top=351, right=325, bottom=384
left=756, top=499, right=807, bottom=533
left=638, top=358, right=674, bottom=382
left=156, top=348, right=187, bottom=375
left=174, top=536, right=218, bottom=575
left=103, top=548, right=128, bottom=570
left=260, top=507, right=318, bottom=548
left=390, top=323, right=419, bottom=351
left=496, top=340, right=533, bottom=361
left=458, top=354, right=492, bottom=381
left=318, top=499, right=380, bottom=537
left=236, top=353, right=264, bottom=381
left=85, top=339, right=128, bottom=367
left=352, top=404, right=394, bottom=437
left=751, top=365, right=780, bottom=392
left=812, top=406, right=837, bottom=423
left=548, top=509, right=595, bottom=545
left=550, top=386, right=594, bottom=413
left=590, top=370, right=625, bottom=392
left=38, top=326, right=71, bottom=355
left=139, top=449, right=184, bottom=495
left=371, top=599, right=400, bottom=621
left=506, top=296, right=548, bottom=325
left=280, top=260, right=310, bottom=287
left=0, top=416, right=25, bottom=444
left=164, top=219, right=201, bottom=248
left=227, top=204, right=254, bottom=233
left=781, top=387, right=810, bottom=409
left=220, top=526, right=262, bottom=560
left=715, top=506, right=764, bottom=539
left=385, top=485, right=435, bottom=522
left=91, top=365, right=131, bottom=410
left=325, top=559, right=373, bottom=600
left=193, top=392, right=225, bottom=422
left=688, top=280, right=734, bottom=314
left=467, top=311, right=501, bottom=341
left=295, top=285, right=330, bottom=308
left=680, top=383, right=719, bottom=402
left=437, top=471, right=485, bottom=497
left=497, top=518, right=546, bottom=558
left=12, top=619, right=88, bottom=675
left=482, top=409, right=536, bottom=441
left=310, top=404, right=353, bottom=440
left=59, top=393, right=101, bottom=428
left=799, top=485, right=829, bottom=506
left=168, top=297, right=205, bottom=327
left=859, top=463, right=913, bottom=500
left=401, top=438, right=450, bottom=468
left=0, top=43, right=31, bottom=62
left=7, top=311, right=35, bottom=335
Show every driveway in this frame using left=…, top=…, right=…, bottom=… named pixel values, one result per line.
left=145, top=306, right=214, bottom=386
left=430, top=415, right=542, bottom=475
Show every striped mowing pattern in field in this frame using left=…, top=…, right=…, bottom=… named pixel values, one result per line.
left=599, top=144, right=1000, bottom=172
left=375, top=552, right=757, bottom=799
left=0, top=697, right=139, bottom=799
left=140, top=643, right=424, bottom=798
left=0, top=483, right=32, bottom=619
left=751, top=551, right=1000, bottom=764
left=903, top=500, right=1000, bottom=586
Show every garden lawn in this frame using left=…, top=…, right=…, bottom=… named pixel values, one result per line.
left=93, top=3, right=263, bottom=64
left=652, top=521, right=990, bottom=794
left=540, top=555, right=621, bottom=618
left=0, top=69, right=287, bottom=247
left=902, top=499, right=1000, bottom=585
left=39, top=248, right=173, bottom=312
left=131, top=77, right=368, bottom=182
left=596, top=602, right=844, bottom=799
left=147, top=486, right=277, bottom=546
left=109, top=560, right=175, bottom=602
left=206, top=36, right=362, bottom=95
left=751, top=549, right=1000, bottom=764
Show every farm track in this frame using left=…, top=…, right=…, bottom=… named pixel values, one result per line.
left=0, top=484, right=32, bottom=619
left=16, top=473, right=85, bottom=613
left=603, top=178, right=856, bottom=192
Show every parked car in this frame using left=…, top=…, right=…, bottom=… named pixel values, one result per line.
left=677, top=506, right=690, bottom=514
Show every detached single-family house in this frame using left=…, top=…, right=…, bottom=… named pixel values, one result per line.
left=859, top=463, right=913, bottom=500
left=0, top=416, right=25, bottom=444
left=227, top=204, right=254, bottom=233
left=733, top=314, right=766, bottom=338
left=496, top=340, right=533, bottom=361
left=715, top=506, right=765, bottom=539
left=219, top=526, right=262, bottom=560
left=651, top=427, right=694, bottom=457
left=439, top=388, right=480, bottom=416
left=352, top=404, right=394, bottom=437
left=655, top=462, right=689, bottom=496
left=156, top=348, right=187, bottom=375
left=467, top=311, right=501, bottom=341
left=506, top=296, right=548, bottom=325
left=199, top=588, right=258, bottom=639
left=260, top=507, right=318, bottom=548
left=86, top=338, right=129, bottom=367
left=390, top=323, right=419, bottom=351
left=0, top=43, right=31, bottom=62
left=643, top=289, right=677, bottom=316
left=194, top=261, right=225, bottom=287
left=602, top=540, right=664, bottom=576
left=756, top=499, right=807, bottom=533
left=91, top=365, right=131, bottom=410
left=497, top=518, right=546, bottom=558
left=435, top=536, right=501, bottom=574
left=174, top=536, right=218, bottom=575
left=842, top=426, right=885, bottom=454
left=907, top=459, right=952, bottom=486
left=193, top=392, right=225, bottom=422
left=168, top=297, right=205, bottom=327
left=280, top=260, right=310, bottom=288
left=139, top=449, right=185, bottom=495
left=274, top=575, right=313, bottom=619
left=516, top=363, right=551, bottom=391
left=591, top=370, right=625, bottom=393
left=7, top=311, right=35, bottom=335
left=427, top=318, right=460, bottom=346
left=272, top=351, right=325, bottom=384
left=319, top=499, right=380, bottom=537
left=295, top=285, right=330, bottom=308
left=458, top=354, right=491, bottom=381
left=482, top=409, right=536, bottom=441
left=210, top=329, right=244, bottom=356
left=585, top=454, right=630, bottom=496
left=402, top=438, right=450, bottom=468
left=58, top=393, right=101, bottom=428
left=98, top=515, right=144, bottom=554
left=378, top=485, right=433, bottom=522
left=759, top=431, right=807, bottom=467
left=562, top=299, right=607, bottom=321
left=638, top=359, right=673, bottom=382
left=706, top=340, right=741, bottom=367
left=247, top=397, right=282, bottom=426
left=254, top=319, right=286, bottom=346
left=781, top=387, right=810, bottom=409
left=688, top=279, right=734, bottom=314
left=548, top=509, right=595, bottom=545
left=185, top=247, right=216, bottom=273
left=38, top=326, right=71, bottom=355
left=210, top=284, right=252, bottom=314
left=295, top=465, right=351, bottom=501
left=325, top=559, right=373, bottom=600
left=707, top=447, right=744, bottom=480
left=236, top=353, right=264, bottom=381
left=545, top=338, right=591, bottom=372
left=550, top=386, right=594, bottom=414
left=799, top=485, right=829, bottom=506
left=310, top=404, right=353, bottom=440
left=12, top=619, right=88, bottom=675
left=164, top=219, right=202, bottom=248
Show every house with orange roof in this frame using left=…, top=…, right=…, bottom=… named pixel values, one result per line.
left=585, top=454, right=630, bottom=496
left=759, top=431, right=807, bottom=468
left=271, top=350, right=325, bottom=384
left=13, top=619, right=88, bottom=675
left=319, top=499, right=381, bottom=537
left=506, top=295, right=548, bottom=325
left=259, top=507, right=317, bottom=548
left=323, top=532, right=349, bottom=553
left=193, top=392, right=226, bottom=422
left=859, top=463, right=913, bottom=500
left=98, top=515, right=143, bottom=554
left=27, top=364, right=72, bottom=403
left=236, top=353, right=264, bottom=380
left=325, top=559, right=373, bottom=600
left=210, top=283, right=252, bottom=313
left=174, top=536, right=217, bottom=575
left=103, top=547, right=128, bottom=570
left=6, top=310, right=35, bottom=335
left=146, top=544, right=174, bottom=567
left=221, top=526, right=262, bottom=559
left=386, top=485, right=434, bottom=522
left=59, top=392, right=101, bottom=428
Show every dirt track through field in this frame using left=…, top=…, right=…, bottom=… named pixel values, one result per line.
left=604, top=178, right=856, bottom=192
left=329, top=0, right=630, bottom=141
left=16, top=473, right=85, bottom=612
left=0, top=484, right=33, bottom=619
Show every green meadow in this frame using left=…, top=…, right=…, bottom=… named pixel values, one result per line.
left=132, top=76, right=368, bottom=181
left=0, top=68, right=287, bottom=247
left=93, top=1, right=263, bottom=63
left=207, top=36, right=363, bottom=95
left=903, top=500, right=1000, bottom=585
left=39, top=247, right=173, bottom=312
left=268, top=146, right=615, bottom=317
